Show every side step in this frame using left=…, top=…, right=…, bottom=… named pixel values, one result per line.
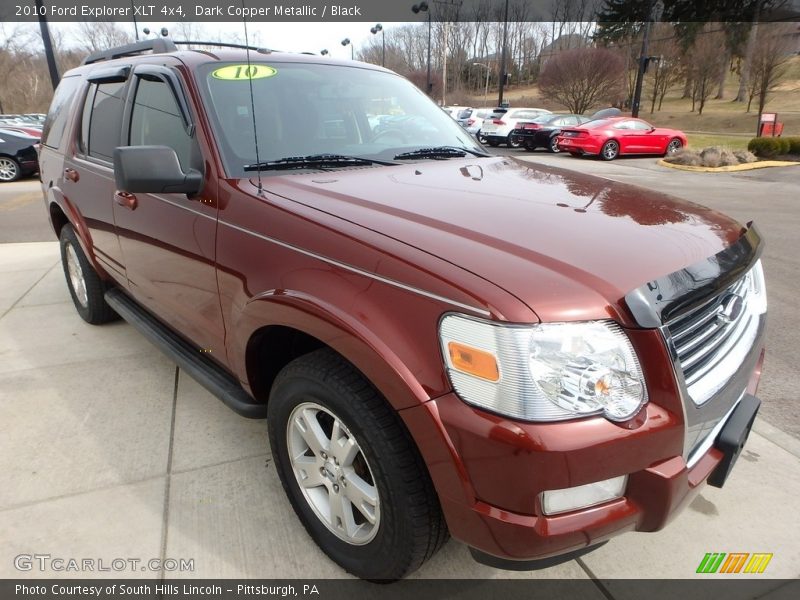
left=105, top=288, right=267, bottom=419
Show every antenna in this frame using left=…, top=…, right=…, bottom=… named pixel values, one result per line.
left=241, top=0, right=263, bottom=194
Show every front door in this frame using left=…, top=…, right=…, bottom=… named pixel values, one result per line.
left=112, top=62, right=224, bottom=357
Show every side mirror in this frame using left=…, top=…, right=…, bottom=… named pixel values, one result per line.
left=113, top=146, right=202, bottom=195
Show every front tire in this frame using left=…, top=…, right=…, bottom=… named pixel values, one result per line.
left=59, top=225, right=118, bottom=324
left=268, top=349, right=447, bottom=580
left=666, top=138, right=683, bottom=156
left=0, top=157, right=21, bottom=182
left=600, top=140, right=620, bottom=161
left=548, top=136, right=561, bottom=153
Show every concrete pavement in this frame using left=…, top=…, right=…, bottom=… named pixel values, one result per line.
left=1, top=241, right=799, bottom=581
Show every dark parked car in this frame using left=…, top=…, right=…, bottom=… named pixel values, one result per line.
left=40, top=39, right=766, bottom=580
left=509, top=113, right=592, bottom=152
left=0, top=130, right=39, bottom=182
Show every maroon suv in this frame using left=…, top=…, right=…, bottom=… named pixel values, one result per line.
left=39, top=39, right=766, bottom=580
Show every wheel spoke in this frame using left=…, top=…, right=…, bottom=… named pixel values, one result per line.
left=294, top=407, right=330, bottom=456
left=343, top=473, right=379, bottom=524
left=329, top=491, right=358, bottom=538
left=294, top=456, right=326, bottom=489
left=331, top=425, right=359, bottom=467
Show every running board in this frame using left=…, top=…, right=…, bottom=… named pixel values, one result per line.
left=105, top=288, right=267, bottom=419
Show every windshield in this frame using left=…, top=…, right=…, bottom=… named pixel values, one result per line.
left=199, top=61, right=483, bottom=176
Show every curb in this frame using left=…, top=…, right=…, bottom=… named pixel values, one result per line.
left=657, top=159, right=800, bottom=173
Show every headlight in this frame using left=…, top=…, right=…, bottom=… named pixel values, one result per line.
left=439, top=314, right=647, bottom=422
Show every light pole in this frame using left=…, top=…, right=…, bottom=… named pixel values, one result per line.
left=411, top=2, right=432, bottom=96
left=370, top=24, right=385, bottom=67
left=472, top=62, right=491, bottom=106
left=35, top=0, right=59, bottom=90
left=341, top=38, right=353, bottom=60
left=498, top=0, right=509, bottom=106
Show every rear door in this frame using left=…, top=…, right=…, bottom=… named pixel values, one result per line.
left=112, top=60, right=225, bottom=355
left=65, top=75, right=130, bottom=283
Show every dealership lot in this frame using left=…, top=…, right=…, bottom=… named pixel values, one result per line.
left=1, top=155, right=799, bottom=584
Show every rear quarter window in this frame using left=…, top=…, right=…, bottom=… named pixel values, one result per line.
left=42, top=76, right=82, bottom=150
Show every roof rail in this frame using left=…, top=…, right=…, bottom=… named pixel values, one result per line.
left=173, top=40, right=271, bottom=53
left=82, top=38, right=178, bottom=65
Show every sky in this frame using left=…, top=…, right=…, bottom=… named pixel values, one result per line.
left=8, top=21, right=406, bottom=59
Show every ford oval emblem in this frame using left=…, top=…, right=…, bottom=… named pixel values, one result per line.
left=717, top=294, right=744, bottom=324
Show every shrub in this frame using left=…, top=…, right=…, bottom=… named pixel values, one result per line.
left=785, top=136, right=800, bottom=155
left=733, top=150, right=758, bottom=164
left=666, top=148, right=702, bottom=166
left=699, top=147, right=722, bottom=167
left=748, top=137, right=791, bottom=158
left=664, top=146, right=758, bottom=168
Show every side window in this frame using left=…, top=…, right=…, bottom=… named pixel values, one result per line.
left=81, top=82, right=126, bottom=161
left=77, top=84, right=96, bottom=155
left=563, top=116, right=578, bottom=126
left=631, top=120, right=652, bottom=130
left=42, top=76, right=81, bottom=149
left=129, top=78, right=193, bottom=170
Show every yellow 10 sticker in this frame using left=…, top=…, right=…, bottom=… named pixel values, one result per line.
left=212, top=65, right=277, bottom=81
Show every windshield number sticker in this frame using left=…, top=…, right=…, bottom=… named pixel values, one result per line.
left=212, top=65, right=277, bottom=81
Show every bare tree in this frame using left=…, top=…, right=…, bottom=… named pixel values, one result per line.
left=746, top=24, right=794, bottom=113
left=77, top=21, right=133, bottom=54
left=647, top=26, right=683, bottom=112
left=687, top=26, right=725, bottom=115
left=538, top=47, right=625, bottom=114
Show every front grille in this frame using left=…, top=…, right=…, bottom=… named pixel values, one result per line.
left=665, top=268, right=761, bottom=406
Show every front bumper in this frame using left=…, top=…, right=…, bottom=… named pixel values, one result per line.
left=400, top=338, right=764, bottom=563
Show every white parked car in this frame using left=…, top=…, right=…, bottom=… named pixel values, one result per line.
left=478, top=107, right=552, bottom=147
left=459, top=107, right=494, bottom=134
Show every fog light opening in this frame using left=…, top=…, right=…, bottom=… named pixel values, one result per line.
left=541, top=475, right=628, bottom=515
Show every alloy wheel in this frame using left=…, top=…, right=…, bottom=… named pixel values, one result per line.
left=287, top=402, right=380, bottom=545
left=0, top=158, right=19, bottom=182
left=667, top=139, right=682, bottom=154
left=65, top=243, right=88, bottom=308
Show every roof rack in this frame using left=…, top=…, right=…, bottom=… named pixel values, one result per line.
left=82, top=38, right=178, bottom=65
left=173, top=41, right=271, bottom=53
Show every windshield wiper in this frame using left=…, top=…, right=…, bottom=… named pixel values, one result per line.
left=244, top=153, right=395, bottom=171
left=394, top=146, right=490, bottom=160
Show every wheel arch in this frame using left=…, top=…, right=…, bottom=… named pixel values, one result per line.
left=238, top=294, right=440, bottom=413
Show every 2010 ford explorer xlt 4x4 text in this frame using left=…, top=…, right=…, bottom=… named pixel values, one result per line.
left=39, top=39, right=767, bottom=580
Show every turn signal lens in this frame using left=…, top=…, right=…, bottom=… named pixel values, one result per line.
left=447, top=342, right=500, bottom=382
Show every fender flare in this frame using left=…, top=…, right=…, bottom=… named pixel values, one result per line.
left=232, top=290, right=438, bottom=411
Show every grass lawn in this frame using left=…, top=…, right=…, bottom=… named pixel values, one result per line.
left=685, top=133, right=751, bottom=151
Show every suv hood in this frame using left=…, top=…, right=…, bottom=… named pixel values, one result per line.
left=258, top=157, right=744, bottom=325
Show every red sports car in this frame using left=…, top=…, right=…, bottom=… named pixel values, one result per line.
left=557, top=117, right=686, bottom=160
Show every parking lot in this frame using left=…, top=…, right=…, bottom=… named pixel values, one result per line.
left=1, top=153, right=799, bottom=584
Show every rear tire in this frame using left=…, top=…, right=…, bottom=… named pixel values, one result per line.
left=507, top=134, right=522, bottom=148
left=600, top=140, right=620, bottom=161
left=268, top=349, right=448, bottom=580
left=476, top=133, right=488, bottom=145
left=59, top=224, right=118, bottom=324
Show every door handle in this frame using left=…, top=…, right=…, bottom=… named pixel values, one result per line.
left=114, top=191, right=138, bottom=211
left=64, top=168, right=79, bottom=182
